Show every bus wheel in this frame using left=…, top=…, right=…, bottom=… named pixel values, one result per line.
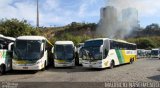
left=0, top=64, right=6, bottom=75
left=42, top=62, right=46, bottom=71
left=130, top=59, right=133, bottom=64
left=109, top=61, right=114, bottom=69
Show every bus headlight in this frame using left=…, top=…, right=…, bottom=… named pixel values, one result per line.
left=98, top=62, right=102, bottom=64
left=35, top=60, right=42, bottom=65
left=12, top=60, right=17, bottom=65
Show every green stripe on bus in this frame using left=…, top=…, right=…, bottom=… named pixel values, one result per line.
left=115, top=50, right=124, bottom=64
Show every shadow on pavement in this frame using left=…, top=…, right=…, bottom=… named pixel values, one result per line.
left=146, top=58, right=160, bottom=60
left=1, top=62, right=134, bottom=75
left=46, top=65, right=108, bottom=73
left=46, top=63, right=132, bottom=73
left=4, top=70, right=37, bottom=75
left=147, top=75, right=160, bottom=81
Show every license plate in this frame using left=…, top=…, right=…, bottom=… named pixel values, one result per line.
left=23, top=67, right=28, bottom=70
left=89, top=65, right=92, bottom=67
left=63, top=64, right=67, bottom=66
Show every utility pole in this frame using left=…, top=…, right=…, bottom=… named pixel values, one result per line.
left=36, top=0, right=39, bottom=29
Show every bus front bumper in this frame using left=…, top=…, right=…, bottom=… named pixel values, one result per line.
left=54, top=62, right=75, bottom=67
left=82, top=61, right=103, bottom=68
left=12, top=63, right=44, bottom=70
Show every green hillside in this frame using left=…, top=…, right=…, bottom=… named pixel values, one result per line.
left=0, top=18, right=160, bottom=48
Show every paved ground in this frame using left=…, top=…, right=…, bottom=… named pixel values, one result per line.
left=0, top=58, right=160, bottom=88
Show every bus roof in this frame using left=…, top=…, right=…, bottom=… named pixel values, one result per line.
left=86, top=38, right=109, bottom=41
left=16, top=36, right=46, bottom=40
left=86, top=38, right=136, bottom=45
left=152, top=48, right=160, bottom=50
left=113, top=39, right=136, bottom=45
left=16, top=36, right=53, bottom=46
left=55, top=41, right=74, bottom=45
left=0, top=34, right=15, bottom=42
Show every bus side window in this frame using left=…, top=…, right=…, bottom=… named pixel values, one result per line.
left=0, top=44, right=3, bottom=49
left=110, top=41, right=113, bottom=49
left=104, top=49, right=108, bottom=57
left=11, top=44, right=14, bottom=51
left=41, top=40, right=46, bottom=51
left=127, top=44, right=129, bottom=50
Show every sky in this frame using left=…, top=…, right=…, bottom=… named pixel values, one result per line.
left=0, top=0, right=160, bottom=27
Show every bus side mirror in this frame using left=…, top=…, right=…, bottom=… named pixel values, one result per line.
left=8, top=42, right=14, bottom=51
left=74, top=46, right=77, bottom=52
left=41, top=43, right=44, bottom=51
left=100, top=45, right=103, bottom=52
left=51, top=47, right=54, bottom=53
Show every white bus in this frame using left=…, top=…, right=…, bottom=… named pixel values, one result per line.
left=0, top=34, right=15, bottom=75
left=151, top=48, right=160, bottom=59
left=137, top=49, right=151, bottom=59
left=53, top=41, right=76, bottom=67
left=12, top=36, right=53, bottom=70
left=81, top=38, right=137, bottom=69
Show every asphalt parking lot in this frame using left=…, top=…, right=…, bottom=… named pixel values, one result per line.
left=0, top=58, right=160, bottom=88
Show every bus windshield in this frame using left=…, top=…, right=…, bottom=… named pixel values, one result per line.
left=84, top=40, right=103, bottom=47
left=151, top=50, right=158, bottom=55
left=54, top=45, right=74, bottom=61
left=14, top=40, right=42, bottom=61
left=82, top=40, right=103, bottom=60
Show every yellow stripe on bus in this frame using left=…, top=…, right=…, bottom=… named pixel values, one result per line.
left=121, top=50, right=136, bottom=63
left=54, top=59, right=65, bottom=63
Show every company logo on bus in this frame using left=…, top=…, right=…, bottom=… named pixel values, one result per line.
left=0, top=52, right=3, bottom=58
left=125, top=50, right=136, bottom=55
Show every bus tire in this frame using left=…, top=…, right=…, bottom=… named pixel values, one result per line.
left=109, top=61, right=114, bottom=69
left=0, top=64, right=6, bottom=75
left=130, top=59, right=133, bottom=64
left=53, top=62, right=55, bottom=68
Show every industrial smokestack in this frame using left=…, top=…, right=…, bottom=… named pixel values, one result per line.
left=96, top=0, right=139, bottom=39
left=96, top=6, right=119, bottom=38
left=36, top=0, right=39, bottom=29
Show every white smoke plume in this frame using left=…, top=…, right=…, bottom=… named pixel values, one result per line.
left=107, top=0, right=160, bottom=17
left=96, top=0, right=160, bottom=39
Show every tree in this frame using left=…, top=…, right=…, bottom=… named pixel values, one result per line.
left=145, top=23, right=159, bottom=30
left=127, top=37, right=157, bottom=49
left=0, top=18, right=39, bottom=37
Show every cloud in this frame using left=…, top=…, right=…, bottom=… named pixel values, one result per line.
left=0, top=0, right=12, bottom=7
left=42, top=0, right=59, bottom=11
left=107, top=0, right=160, bottom=17
left=78, top=0, right=102, bottom=17
left=0, top=0, right=159, bottom=27
left=39, top=0, right=102, bottom=26
left=0, top=0, right=37, bottom=25
left=0, top=0, right=104, bottom=27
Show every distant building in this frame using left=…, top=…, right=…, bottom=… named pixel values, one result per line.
left=97, top=6, right=140, bottom=38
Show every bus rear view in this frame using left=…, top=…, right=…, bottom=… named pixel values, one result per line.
left=53, top=41, right=75, bottom=67
left=151, top=48, right=160, bottom=59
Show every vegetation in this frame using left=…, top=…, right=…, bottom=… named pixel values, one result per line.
left=0, top=18, right=39, bottom=37
left=127, top=36, right=160, bottom=49
left=40, top=22, right=97, bottom=45
left=0, top=18, right=160, bottom=49
left=127, top=23, right=160, bottom=49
